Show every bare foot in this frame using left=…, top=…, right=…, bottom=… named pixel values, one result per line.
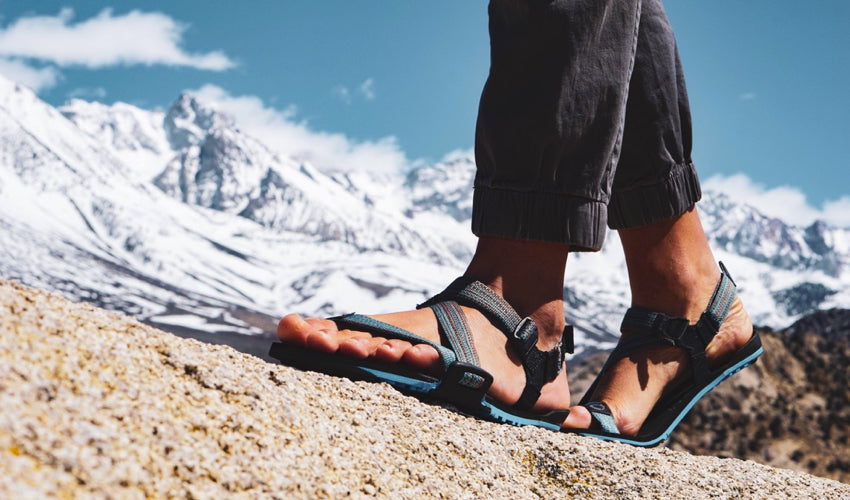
left=562, top=207, right=755, bottom=435
left=562, top=295, right=753, bottom=435
left=277, top=237, right=574, bottom=416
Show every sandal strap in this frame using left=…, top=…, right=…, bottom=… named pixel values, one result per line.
left=617, top=262, right=738, bottom=386
left=579, top=263, right=741, bottom=430
left=420, top=277, right=574, bottom=411
left=332, top=312, right=492, bottom=392
left=430, top=301, right=486, bottom=390
left=584, top=401, right=620, bottom=435
left=331, top=313, right=458, bottom=371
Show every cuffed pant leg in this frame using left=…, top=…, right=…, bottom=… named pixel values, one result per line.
left=472, top=0, right=642, bottom=251
left=608, top=0, right=702, bottom=229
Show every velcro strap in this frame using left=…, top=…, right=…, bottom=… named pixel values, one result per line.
left=431, top=362, right=493, bottom=409
left=512, top=339, right=566, bottom=411
left=692, top=316, right=717, bottom=347
left=621, top=308, right=689, bottom=345
left=514, top=385, right=541, bottom=411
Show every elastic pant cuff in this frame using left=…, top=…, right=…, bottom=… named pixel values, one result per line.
left=607, top=162, right=702, bottom=229
left=471, top=187, right=607, bottom=252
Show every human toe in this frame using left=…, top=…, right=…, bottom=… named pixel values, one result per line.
left=336, top=332, right=395, bottom=359
left=400, top=343, right=441, bottom=372
left=277, top=314, right=312, bottom=343
left=277, top=313, right=339, bottom=352
left=374, top=339, right=413, bottom=363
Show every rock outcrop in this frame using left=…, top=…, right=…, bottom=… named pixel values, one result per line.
left=669, top=316, right=850, bottom=482
left=1, top=279, right=848, bottom=499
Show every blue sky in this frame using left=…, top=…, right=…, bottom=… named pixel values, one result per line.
left=1, top=1, right=848, bottom=226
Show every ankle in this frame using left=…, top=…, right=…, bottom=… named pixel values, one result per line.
left=619, top=209, right=722, bottom=322
left=464, top=236, right=569, bottom=347
left=629, top=263, right=720, bottom=322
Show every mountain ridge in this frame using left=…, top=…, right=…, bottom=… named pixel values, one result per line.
left=1, top=73, right=850, bottom=354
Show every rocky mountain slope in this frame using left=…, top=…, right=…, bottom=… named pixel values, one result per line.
left=3, top=278, right=848, bottom=498
left=0, top=76, right=470, bottom=342
left=670, top=309, right=850, bottom=483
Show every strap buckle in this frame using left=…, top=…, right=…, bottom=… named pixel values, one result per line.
left=512, top=317, right=538, bottom=357
left=513, top=317, right=535, bottom=341
left=652, top=315, right=690, bottom=346
left=431, top=362, right=494, bottom=412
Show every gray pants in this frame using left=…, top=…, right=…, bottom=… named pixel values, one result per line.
left=473, top=0, right=700, bottom=251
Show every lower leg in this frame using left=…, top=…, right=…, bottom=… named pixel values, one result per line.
left=621, top=206, right=719, bottom=322
left=464, top=236, right=569, bottom=350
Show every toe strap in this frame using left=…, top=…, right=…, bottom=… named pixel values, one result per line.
left=584, top=401, right=620, bottom=435
left=331, top=313, right=458, bottom=371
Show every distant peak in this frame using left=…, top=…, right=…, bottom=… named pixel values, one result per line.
left=0, top=72, right=41, bottom=106
left=164, top=92, right=234, bottom=150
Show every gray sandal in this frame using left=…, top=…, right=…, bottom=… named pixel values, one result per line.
left=270, top=277, right=573, bottom=430
left=577, top=262, right=763, bottom=446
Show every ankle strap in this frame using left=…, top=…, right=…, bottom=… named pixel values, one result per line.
left=419, top=277, right=574, bottom=410
left=619, top=262, right=738, bottom=385
left=419, top=277, right=574, bottom=357
left=704, top=261, right=737, bottom=331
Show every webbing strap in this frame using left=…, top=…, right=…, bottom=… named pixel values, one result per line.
left=585, top=401, right=620, bottom=435
left=419, top=277, right=571, bottom=410
left=705, top=263, right=736, bottom=330
left=430, top=301, right=485, bottom=389
left=421, top=277, right=522, bottom=335
left=616, top=262, right=738, bottom=385
left=331, top=314, right=457, bottom=371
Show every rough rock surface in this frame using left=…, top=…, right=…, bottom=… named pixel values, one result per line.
left=1, top=279, right=848, bottom=499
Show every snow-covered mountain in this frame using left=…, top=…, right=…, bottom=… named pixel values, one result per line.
left=2, top=73, right=849, bottom=355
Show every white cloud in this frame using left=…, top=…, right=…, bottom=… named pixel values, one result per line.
left=821, top=198, right=850, bottom=228
left=190, top=85, right=410, bottom=175
left=332, top=78, right=376, bottom=104
left=332, top=85, right=351, bottom=104
left=0, top=8, right=234, bottom=70
left=739, top=92, right=757, bottom=101
left=68, top=86, right=107, bottom=100
left=359, top=78, right=375, bottom=100
left=703, top=173, right=850, bottom=227
left=0, top=58, right=60, bottom=91
left=440, top=148, right=474, bottom=163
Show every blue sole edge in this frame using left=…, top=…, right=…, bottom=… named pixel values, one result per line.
left=576, top=345, right=765, bottom=447
left=359, top=366, right=563, bottom=431
left=270, top=343, right=566, bottom=432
